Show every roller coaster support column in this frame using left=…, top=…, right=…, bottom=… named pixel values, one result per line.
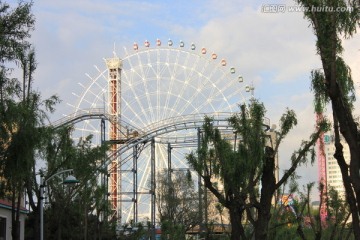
left=204, top=174, right=208, bottom=237
left=167, top=143, right=172, bottom=183
left=132, top=146, right=138, bottom=223
left=100, top=118, right=108, bottom=222
left=151, top=138, right=156, bottom=240
left=234, top=131, right=238, bottom=152
left=105, top=57, right=122, bottom=221
left=101, top=118, right=106, bottom=186
left=197, top=128, right=204, bottom=237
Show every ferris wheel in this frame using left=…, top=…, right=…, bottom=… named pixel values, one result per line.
left=71, top=39, right=252, bottom=224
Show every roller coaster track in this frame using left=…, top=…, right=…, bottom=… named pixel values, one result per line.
left=50, top=108, right=270, bottom=168
left=113, top=112, right=236, bottom=157
left=107, top=112, right=269, bottom=167
left=50, top=108, right=143, bottom=137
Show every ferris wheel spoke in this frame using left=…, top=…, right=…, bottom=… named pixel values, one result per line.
left=219, top=87, right=247, bottom=111
left=122, top=83, right=151, bottom=127
left=156, top=60, right=174, bottom=119
left=93, top=69, right=109, bottom=90
left=145, top=50, right=162, bottom=122
left=157, top=144, right=169, bottom=170
left=174, top=60, right=218, bottom=114
left=84, top=87, right=105, bottom=108
left=171, top=148, right=191, bottom=169
left=156, top=50, right=161, bottom=121
left=168, top=52, right=197, bottom=116
left=121, top=97, right=149, bottom=128
left=124, top=53, right=150, bottom=124
left=139, top=51, right=157, bottom=122
left=92, top=70, right=107, bottom=89
left=76, top=71, right=107, bottom=111
left=205, top=68, right=229, bottom=106
left=76, top=96, right=95, bottom=110
left=161, top=49, right=182, bottom=120
left=73, top=42, right=247, bottom=223
left=123, top=53, right=153, bottom=125
left=193, top=92, right=218, bottom=113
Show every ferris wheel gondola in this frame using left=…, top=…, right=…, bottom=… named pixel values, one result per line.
left=72, top=39, right=253, bottom=224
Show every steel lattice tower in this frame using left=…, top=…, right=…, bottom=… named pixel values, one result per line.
left=317, top=113, right=327, bottom=224
left=106, top=57, right=122, bottom=220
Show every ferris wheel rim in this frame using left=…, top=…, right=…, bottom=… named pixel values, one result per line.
left=74, top=42, right=251, bottom=119
left=71, top=39, right=252, bottom=224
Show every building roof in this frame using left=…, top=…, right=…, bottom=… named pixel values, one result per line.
left=0, top=199, right=28, bottom=214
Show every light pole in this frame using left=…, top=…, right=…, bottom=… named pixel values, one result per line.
left=40, top=169, right=79, bottom=240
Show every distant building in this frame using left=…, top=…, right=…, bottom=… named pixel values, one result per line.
left=324, top=133, right=350, bottom=199
left=0, top=199, right=27, bottom=240
left=1, top=128, right=28, bottom=240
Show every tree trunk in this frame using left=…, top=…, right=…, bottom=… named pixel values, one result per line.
left=11, top=185, right=21, bottom=240
left=228, top=204, right=246, bottom=240
left=332, top=115, right=360, bottom=239
left=84, top=205, right=88, bottom=240
left=318, top=12, right=360, bottom=239
left=15, top=191, right=22, bottom=240
left=255, top=146, right=276, bottom=240
left=34, top=208, right=40, bottom=240
left=255, top=209, right=270, bottom=240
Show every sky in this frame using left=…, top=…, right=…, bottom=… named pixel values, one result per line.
left=8, top=0, right=360, bottom=200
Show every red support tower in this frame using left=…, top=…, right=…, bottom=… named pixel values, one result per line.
left=317, top=113, right=327, bottom=224
left=106, top=57, right=122, bottom=221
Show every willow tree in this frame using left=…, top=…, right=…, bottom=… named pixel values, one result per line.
left=187, top=100, right=328, bottom=240
left=295, top=0, right=360, bottom=237
left=0, top=2, right=62, bottom=239
left=0, top=2, right=35, bottom=239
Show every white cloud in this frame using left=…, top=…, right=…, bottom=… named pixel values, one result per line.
left=342, top=33, right=360, bottom=99
left=27, top=0, right=359, bottom=201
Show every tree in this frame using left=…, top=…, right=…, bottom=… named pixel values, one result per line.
left=0, top=1, right=34, bottom=65
left=295, top=0, right=360, bottom=237
left=0, top=2, right=57, bottom=239
left=0, top=2, right=112, bottom=240
left=39, top=128, right=111, bottom=240
left=0, top=1, right=35, bottom=171
left=156, top=170, right=200, bottom=240
left=270, top=181, right=353, bottom=240
left=187, top=100, right=328, bottom=240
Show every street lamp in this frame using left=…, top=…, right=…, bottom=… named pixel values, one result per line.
left=40, top=169, right=79, bottom=240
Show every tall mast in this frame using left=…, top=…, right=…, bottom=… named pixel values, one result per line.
left=106, top=57, right=122, bottom=221
left=317, top=113, right=327, bottom=224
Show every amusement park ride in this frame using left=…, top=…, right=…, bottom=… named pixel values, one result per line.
left=317, top=113, right=328, bottom=223
left=51, top=38, right=256, bottom=228
left=59, top=38, right=353, bottom=240
left=52, top=38, right=329, bottom=233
